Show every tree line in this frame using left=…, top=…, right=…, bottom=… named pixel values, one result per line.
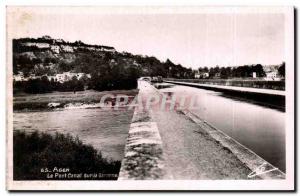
left=14, top=76, right=85, bottom=94
left=197, top=62, right=285, bottom=79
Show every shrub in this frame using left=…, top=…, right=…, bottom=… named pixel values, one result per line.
left=13, top=130, right=121, bottom=180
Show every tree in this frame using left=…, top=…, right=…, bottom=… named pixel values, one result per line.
left=220, top=67, right=231, bottom=79
left=203, top=66, right=209, bottom=72
left=253, top=64, right=266, bottom=77
left=209, top=66, right=220, bottom=78
left=278, top=62, right=285, bottom=77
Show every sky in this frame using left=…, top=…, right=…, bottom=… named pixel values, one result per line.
left=8, top=7, right=285, bottom=69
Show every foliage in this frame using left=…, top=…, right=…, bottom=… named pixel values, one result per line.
left=13, top=130, right=121, bottom=180
left=205, top=64, right=266, bottom=79
left=278, top=62, right=285, bottom=77
left=14, top=77, right=85, bottom=94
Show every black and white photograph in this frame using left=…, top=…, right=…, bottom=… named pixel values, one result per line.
left=6, top=6, right=294, bottom=191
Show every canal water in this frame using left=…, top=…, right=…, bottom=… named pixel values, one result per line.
left=158, top=84, right=286, bottom=172
left=13, top=108, right=134, bottom=161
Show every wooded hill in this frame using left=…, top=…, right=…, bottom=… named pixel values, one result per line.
left=13, top=36, right=194, bottom=93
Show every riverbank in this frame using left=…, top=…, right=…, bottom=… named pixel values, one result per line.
left=13, top=89, right=138, bottom=111
left=165, top=78, right=285, bottom=90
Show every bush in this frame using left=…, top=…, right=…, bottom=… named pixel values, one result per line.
left=13, top=130, right=121, bottom=180
left=14, top=78, right=85, bottom=94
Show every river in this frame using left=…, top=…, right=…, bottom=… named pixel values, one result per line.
left=13, top=108, right=134, bottom=161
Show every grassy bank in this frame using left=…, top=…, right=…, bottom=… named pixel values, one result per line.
left=13, top=130, right=121, bottom=180
left=13, top=89, right=138, bottom=111
left=166, top=78, right=285, bottom=90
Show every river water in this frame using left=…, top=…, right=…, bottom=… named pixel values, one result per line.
left=13, top=85, right=285, bottom=172
left=158, top=85, right=286, bottom=172
left=13, top=108, right=134, bottom=161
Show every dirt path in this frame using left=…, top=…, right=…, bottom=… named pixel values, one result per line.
left=152, top=109, right=253, bottom=180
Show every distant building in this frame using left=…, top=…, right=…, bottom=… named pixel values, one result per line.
left=97, top=47, right=116, bottom=53
left=264, top=71, right=280, bottom=81
left=195, top=71, right=209, bottom=79
left=75, top=73, right=85, bottom=80
left=47, top=76, right=57, bottom=81
left=262, top=65, right=282, bottom=81
left=22, top=42, right=50, bottom=49
left=86, top=47, right=96, bottom=51
left=202, top=72, right=209, bottom=78
left=104, top=48, right=116, bottom=52
left=51, top=45, right=60, bottom=53
left=55, top=72, right=89, bottom=83
left=253, top=72, right=257, bottom=78
left=194, top=73, right=201, bottom=79
left=42, top=35, right=52, bottom=40
left=55, top=73, right=69, bottom=83
left=54, top=39, right=64, bottom=43
left=61, top=45, right=74, bottom=52
left=13, top=72, right=44, bottom=81
left=13, top=72, right=27, bottom=81
left=267, top=71, right=277, bottom=78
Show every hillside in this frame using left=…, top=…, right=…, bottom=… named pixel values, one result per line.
left=13, top=36, right=194, bottom=93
